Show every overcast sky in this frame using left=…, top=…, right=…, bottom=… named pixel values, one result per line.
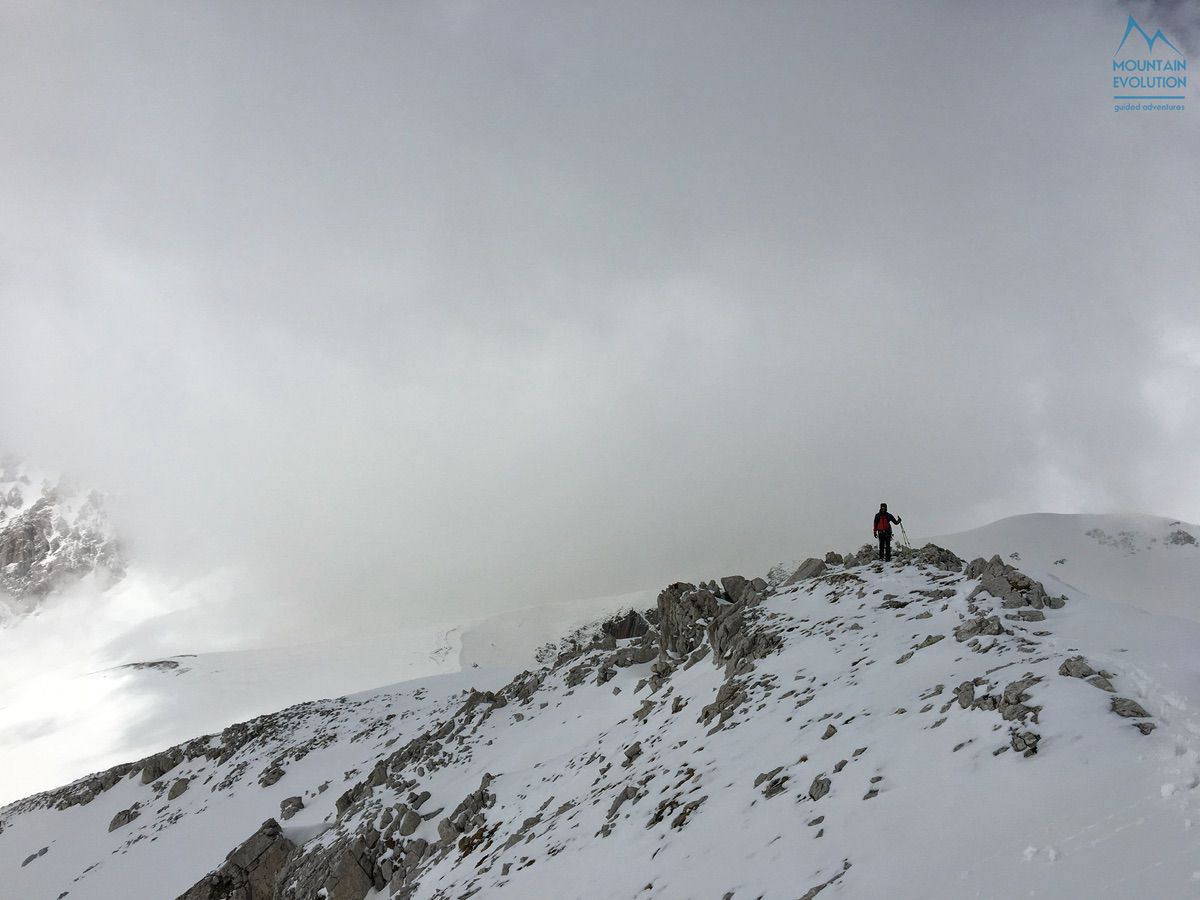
left=2, top=1, right=1198, bottom=632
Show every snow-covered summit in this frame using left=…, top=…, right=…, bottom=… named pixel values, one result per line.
left=4, top=542, right=1200, bottom=899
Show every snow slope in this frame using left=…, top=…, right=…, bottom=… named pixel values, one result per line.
left=4, top=543, right=1200, bottom=899
left=0, top=574, right=648, bottom=807
left=930, top=513, right=1200, bottom=621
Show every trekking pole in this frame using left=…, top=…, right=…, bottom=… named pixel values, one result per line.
left=899, top=522, right=912, bottom=550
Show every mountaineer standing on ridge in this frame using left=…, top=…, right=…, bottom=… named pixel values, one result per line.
left=873, top=503, right=902, bottom=562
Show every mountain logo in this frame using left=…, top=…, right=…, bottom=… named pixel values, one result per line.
left=1114, top=14, right=1183, bottom=57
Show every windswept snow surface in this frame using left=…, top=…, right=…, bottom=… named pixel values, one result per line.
left=930, top=513, right=1200, bottom=621
left=5, top=547, right=1200, bottom=898
left=0, top=574, right=649, bottom=807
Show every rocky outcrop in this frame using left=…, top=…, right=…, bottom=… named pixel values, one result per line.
left=176, top=819, right=296, bottom=900
left=657, top=582, right=724, bottom=657
left=965, top=555, right=1066, bottom=610
left=601, top=610, right=650, bottom=640
left=656, top=578, right=780, bottom=677
left=896, top=544, right=963, bottom=572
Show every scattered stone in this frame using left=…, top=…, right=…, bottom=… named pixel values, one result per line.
left=1087, top=675, right=1116, bottom=693
left=279, top=796, right=304, bottom=821
left=808, top=775, right=832, bottom=801
left=1111, top=698, right=1151, bottom=719
left=1058, top=656, right=1095, bottom=679
left=954, top=615, right=1004, bottom=642
left=1010, top=731, right=1040, bottom=757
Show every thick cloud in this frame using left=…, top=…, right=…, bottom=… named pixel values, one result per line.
left=2, top=1, right=1198, bottom=632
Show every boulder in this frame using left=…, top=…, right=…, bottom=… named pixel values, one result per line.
left=720, top=575, right=749, bottom=602
left=168, top=778, right=190, bottom=801
left=784, top=558, right=826, bottom=585
left=1111, top=697, right=1151, bottom=719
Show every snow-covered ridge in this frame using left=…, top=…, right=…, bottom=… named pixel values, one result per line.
left=0, top=454, right=124, bottom=621
left=5, top=542, right=1200, bottom=899
left=930, top=512, right=1200, bottom=622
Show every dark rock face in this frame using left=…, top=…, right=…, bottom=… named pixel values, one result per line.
left=601, top=610, right=650, bottom=641
left=176, top=819, right=297, bottom=900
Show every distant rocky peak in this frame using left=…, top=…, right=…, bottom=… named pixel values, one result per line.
left=0, top=451, right=125, bottom=622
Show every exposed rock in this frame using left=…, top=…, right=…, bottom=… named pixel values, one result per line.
left=785, top=558, right=826, bottom=585
left=808, top=775, right=831, bottom=801
left=1058, top=656, right=1095, bottom=679
left=279, top=796, right=304, bottom=821
left=999, top=676, right=1041, bottom=722
left=899, top=544, right=964, bottom=572
left=1111, top=698, right=1151, bottom=719
left=0, top=478, right=124, bottom=605
left=141, top=748, right=183, bottom=784
left=964, top=554, right=1063, bottom=612
left=657, top=583, right=722, bottom=657
left=607, top=785, right=639, bottom=819
left=108, top=804, right=140, bottom=832
left=168, top=778, right=190, bottom=801
left=602, top=610, right=650, bottom=640
left=1010, top=730, right=1040, bottom=757
left=720, top=575, right=750, bottom=602
left=954, top=615, right=1004, bottom=642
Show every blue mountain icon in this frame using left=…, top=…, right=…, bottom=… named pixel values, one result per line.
left=1115, top=15, right=1183, bottom=56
